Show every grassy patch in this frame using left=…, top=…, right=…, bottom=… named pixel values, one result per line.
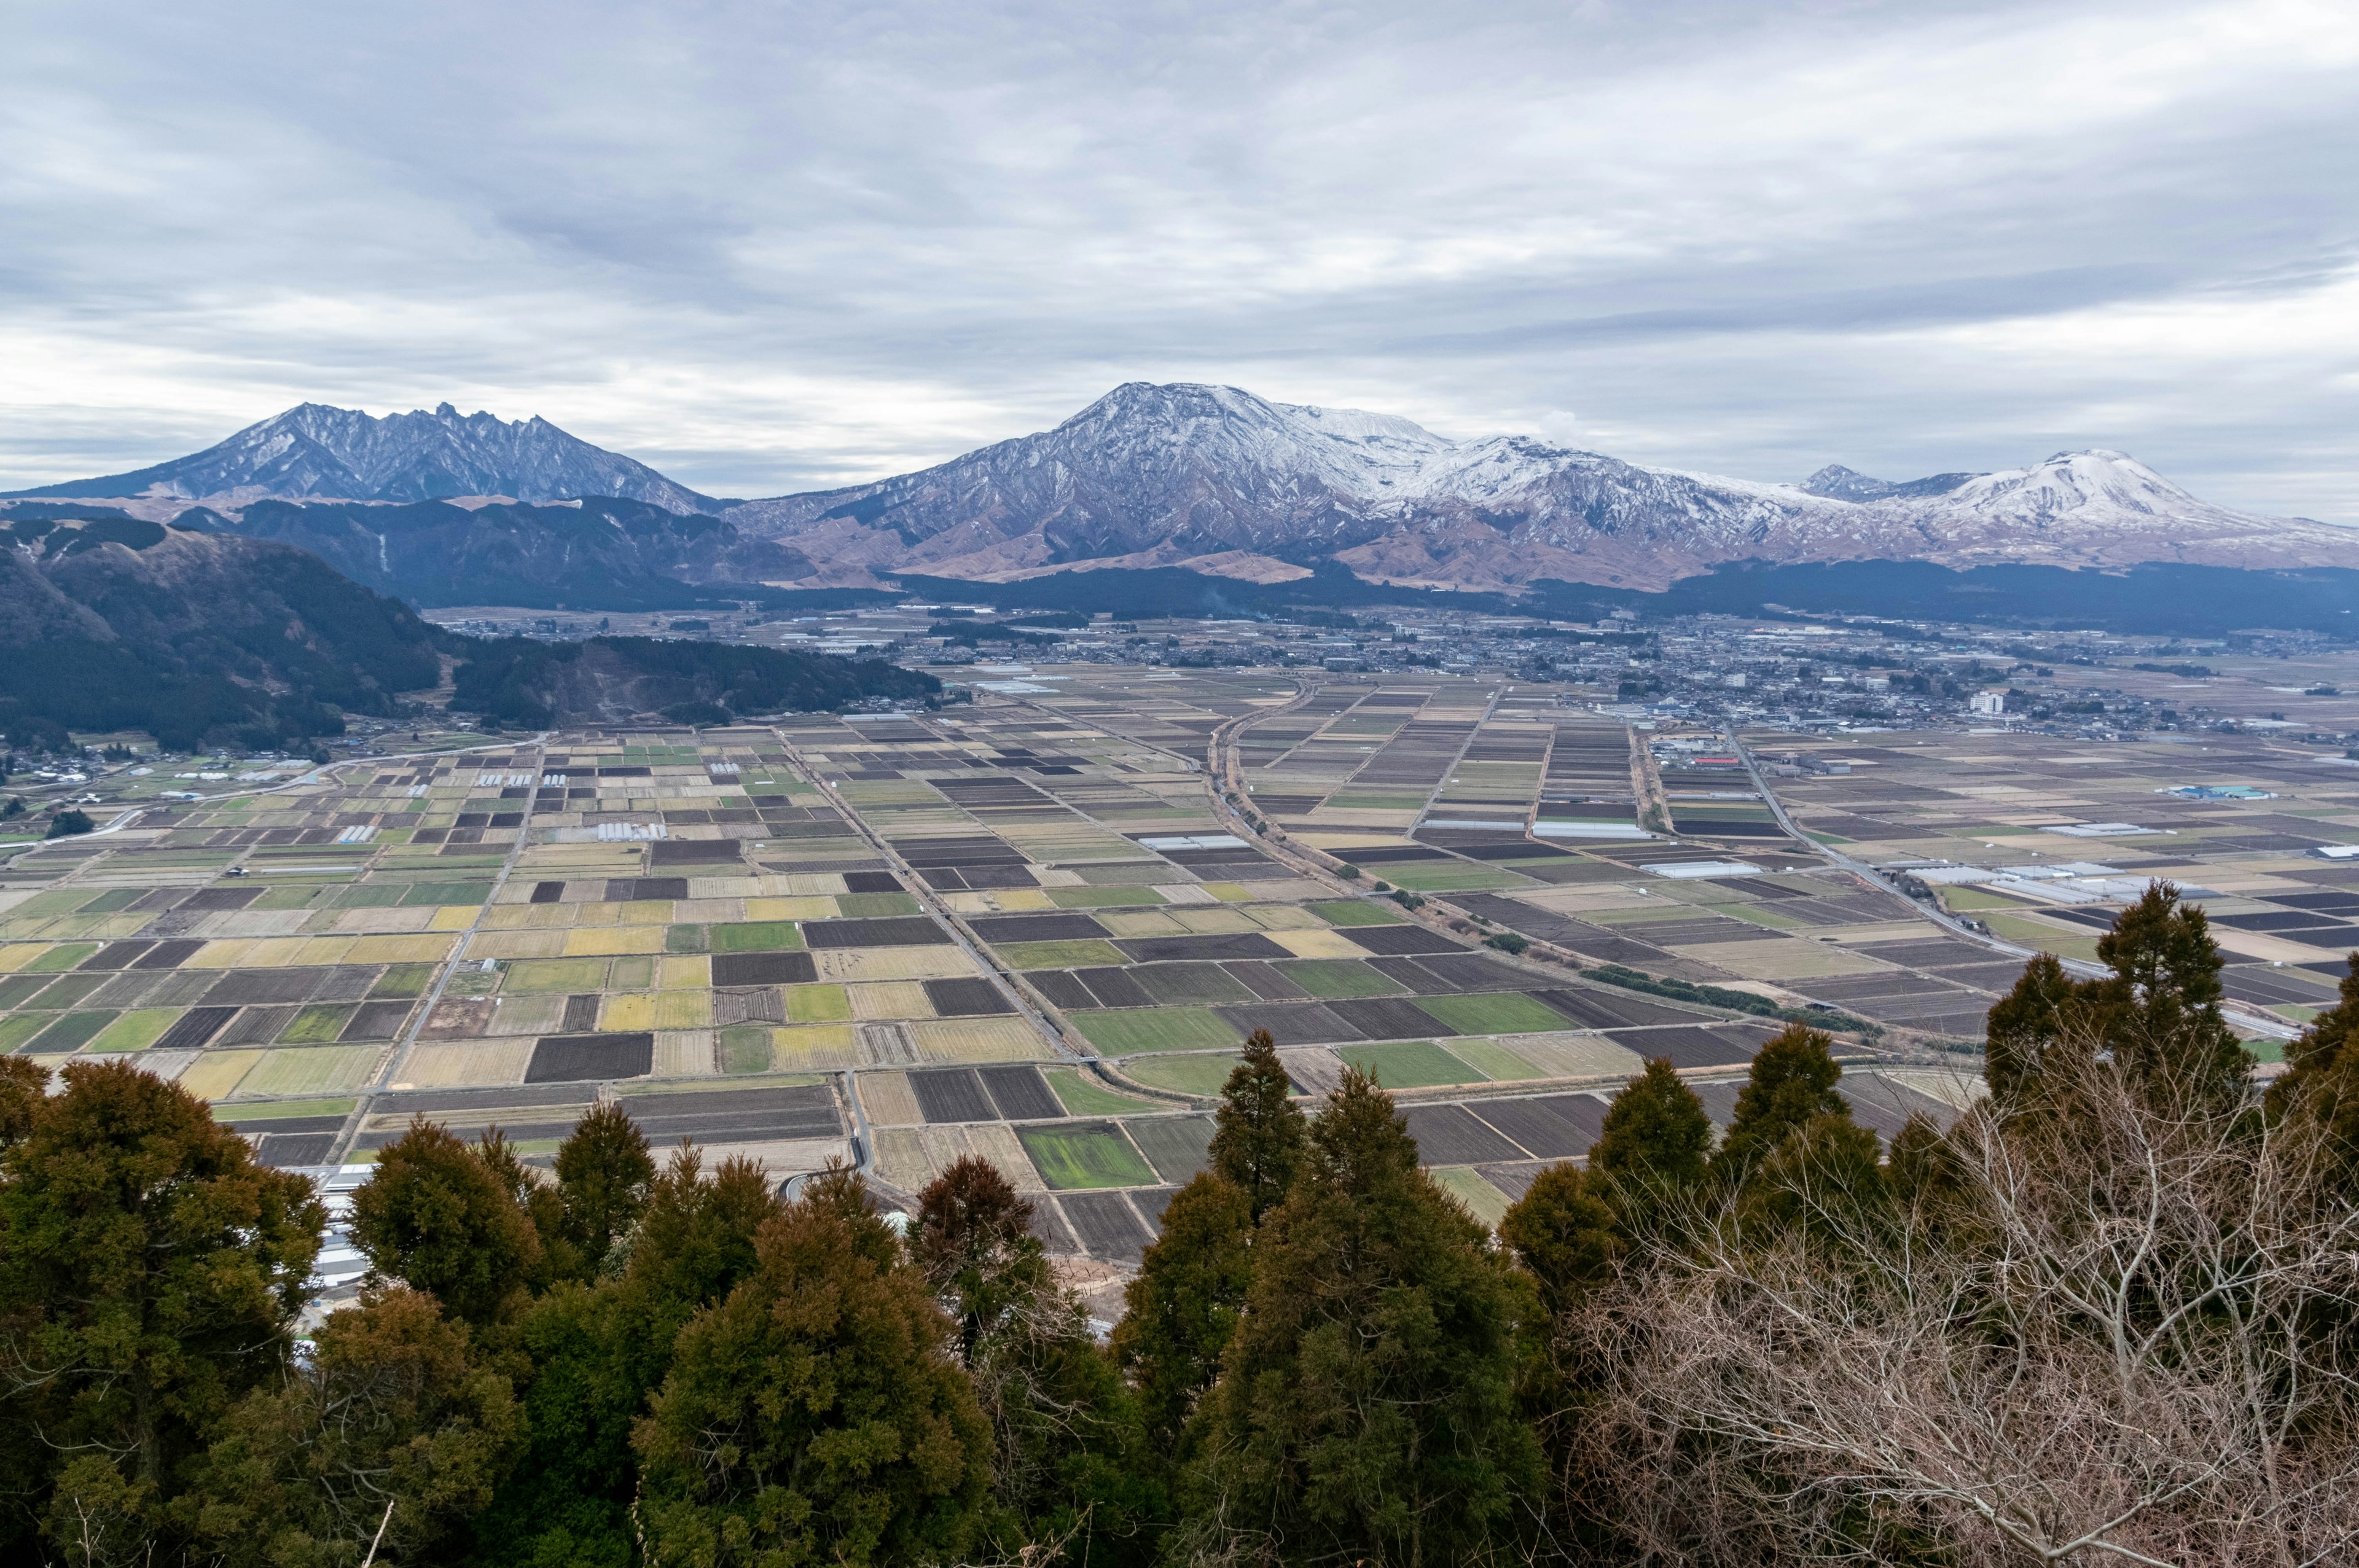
left=1430, top=1166, right=1511, bottom=1227
left=503, top=958, right=611, bottom=993
left=1444, top=1037, right=1546, bottom=1081
left=1309, top=900, right=1406, bottom=927
left=719, top=1025, right=774, bottom=1074
left=1071, top=1008, right=1242, bottom=1054
left=1337, top=1039, right=1489, bottom=1089
left=1982, top=915, right=2105, bottom=964
left=25, top=944, right=98, bottom=973
left=711, top=921, right=804, bottom=953
left=786, top=984, right=852, bottom=1023
left=1281, top=959, right=1408, bottom=999
left=280, top=1005, right=357, bottom=1045
left=996, top=939, right=1129, bottom=970
left=1119, top=1051, right=1245, bottom=1096
left=1413, top=992, right=1579, bottom=1036
left=665, top=924, right=710, bottom=953
left=1016, top=1122, right=1158, bottom=1189
left=1042, top=1066, right=1160, bottom=1116
left=90, top=1009, right=180, bottom=1053
left=836, top=892, right=919, bottom=919
left=370, top=963, right=438, bottom=998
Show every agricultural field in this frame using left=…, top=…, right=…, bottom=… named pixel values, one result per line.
left=4, top=666, right=2064, bottom=1269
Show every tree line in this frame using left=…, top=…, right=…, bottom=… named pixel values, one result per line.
left=5, top=883, right=2359, bottom=1564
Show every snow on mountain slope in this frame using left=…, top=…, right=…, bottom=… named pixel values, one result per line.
left=724, top=384, right=2359, bottom=590
left=5, top=404, right=720, bottom=515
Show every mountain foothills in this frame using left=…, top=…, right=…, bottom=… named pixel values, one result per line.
left=0, top=516, right=933, bottom=751
left=0, top=515, right=440, bottom=752
left=9, top=383, right=2356, bottom=600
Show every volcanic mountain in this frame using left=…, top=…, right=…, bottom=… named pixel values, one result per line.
left=722, top=383, right=2359, bottom=590
left=4, top=403, right=720, bottom=515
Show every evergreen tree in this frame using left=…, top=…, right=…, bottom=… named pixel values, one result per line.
left=2266, top=954, right=2359, bottom=1191
left=1183, top=1069, right=1543, bottom=1566
left=553, top=1101, right=655, bottom=1279
left=913, top=1156, right=1159, bottom=1562
left=469, top=1145, right=785, bottom=1568
left=1985, top=951, right=2083, bottom=1108
left=350, top=1117, right=540, bottom=1327
left=1110, top=1172, right=1253, bottom=1453
left=0, top=1060, right=324, bottom=1561
left=1207, top=1028, right=1305, bottom=1221
left=1497, top=1163, right=1623, bottom=1320
left=1713, top=1022, right=1845, bottom=1174
left=183, top=1285, right=525, bottom=1567
left=1984, top=884, right=2251, bottom=1113
left=1587, top=1056, right=1714, bottom=1193
left=634, top=1163, right=993, bottom=1567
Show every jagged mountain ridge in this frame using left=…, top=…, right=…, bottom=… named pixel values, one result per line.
left=5, top=403, right=721, bottom=515
left=723, top=383, right=2359, bottom=590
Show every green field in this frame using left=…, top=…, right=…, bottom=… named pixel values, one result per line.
left=786, top=984, right=851, bottom=1023
left=1016, top=1121, right=1159, bottom=1189
left=1412, top=992, right=1574, bottom=1036
left=211, top=1096, right=356, bottom=1120
left=996, top=938, right=1129, bottom=970
left=1338, top=1039, right=1489, bottom=1089
left=1308, top=900, right=1406, bottom=927
left=710, top=921, right=805, bottom=952
left=1283, top=959, right=1409, bottom=999
left=835, top=892, right=920, bottom=919
left=1430, top=1166, right=1512, bottom=1227
left=1121, top=1051, right=1246, bottom=1096
left=1442, top=1036, right=1546, bottom=1082
left=89, top=1008, right=179, bottom=1052
left=280, top=1004, right=356, bottom=1045
left=1071, top=1008, right=1242, bottom=1054
left=370, top=963, right=438, bottom=997
left=24, top=1012, right=112, bottom=1053
left=719, top=1025, right=773, bottom=1074
left=503, top=957, right=612, bottom=993
left=1042, top=1066, right=1160, bottom=1116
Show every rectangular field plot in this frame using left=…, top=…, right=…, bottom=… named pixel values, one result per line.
left=1056, top=1190, right=1156, bottom=1262
left=526, top=1031, right=655, bottom=1083
left=921, top=977, right=1015, bottom=1016
left=1119, top=1051, right=1243, bottom=1096
left=910, top=1067, right=996, bottom=1123
left=1070, top=1007, right=1241, bottom=1053
left=1430, top=1166, right=1512, bottom=1227
left=977, top=1064, right=1065, bottom=1121
left=711, top=951, right=820, bottom=987
left=1280, top=959, right=1409, bottom=999
left=1464, top=1093, right=1609, bottom=1159
left=1337, top=1039, right=1489, bottom=1090
left=1042, top=1066, right=1160, bottom=1116
left=1124, top=1115, right=1216, bottom=1184
left=1402, top=1103, right=1528, bottom=1164
left=856, top=1071, right=923, bottom=1126
left=1411, top=991, right=1577, bottom=1037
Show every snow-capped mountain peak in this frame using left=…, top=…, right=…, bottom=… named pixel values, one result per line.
left=6, top=403, right=720, bottom=514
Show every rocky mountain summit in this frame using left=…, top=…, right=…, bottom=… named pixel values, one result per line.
left=4, top=403, right=719, bottom=514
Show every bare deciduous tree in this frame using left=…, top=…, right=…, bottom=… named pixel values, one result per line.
left=1584, top=1050, right=2359, bottom=1566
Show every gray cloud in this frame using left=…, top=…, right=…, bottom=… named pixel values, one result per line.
left=4, top=0, right=2356, bottom=519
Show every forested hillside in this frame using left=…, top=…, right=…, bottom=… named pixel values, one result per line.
left=4, top=886, right=2356, bottom=1564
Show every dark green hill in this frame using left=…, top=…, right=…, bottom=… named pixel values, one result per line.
left=213, top=496, right=812, bottom=610
left=451, top=636, right=940, bottom=728
left=0, top=516, right=441, bottom=751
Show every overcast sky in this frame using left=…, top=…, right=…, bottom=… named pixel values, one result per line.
left=6, top=0, right=2357, bottom=518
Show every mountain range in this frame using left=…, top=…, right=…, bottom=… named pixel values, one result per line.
left=10, top=384, right=2356, bottom=596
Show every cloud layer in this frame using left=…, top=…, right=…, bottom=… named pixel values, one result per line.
left=6, top=0, right=2357, bottom=518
